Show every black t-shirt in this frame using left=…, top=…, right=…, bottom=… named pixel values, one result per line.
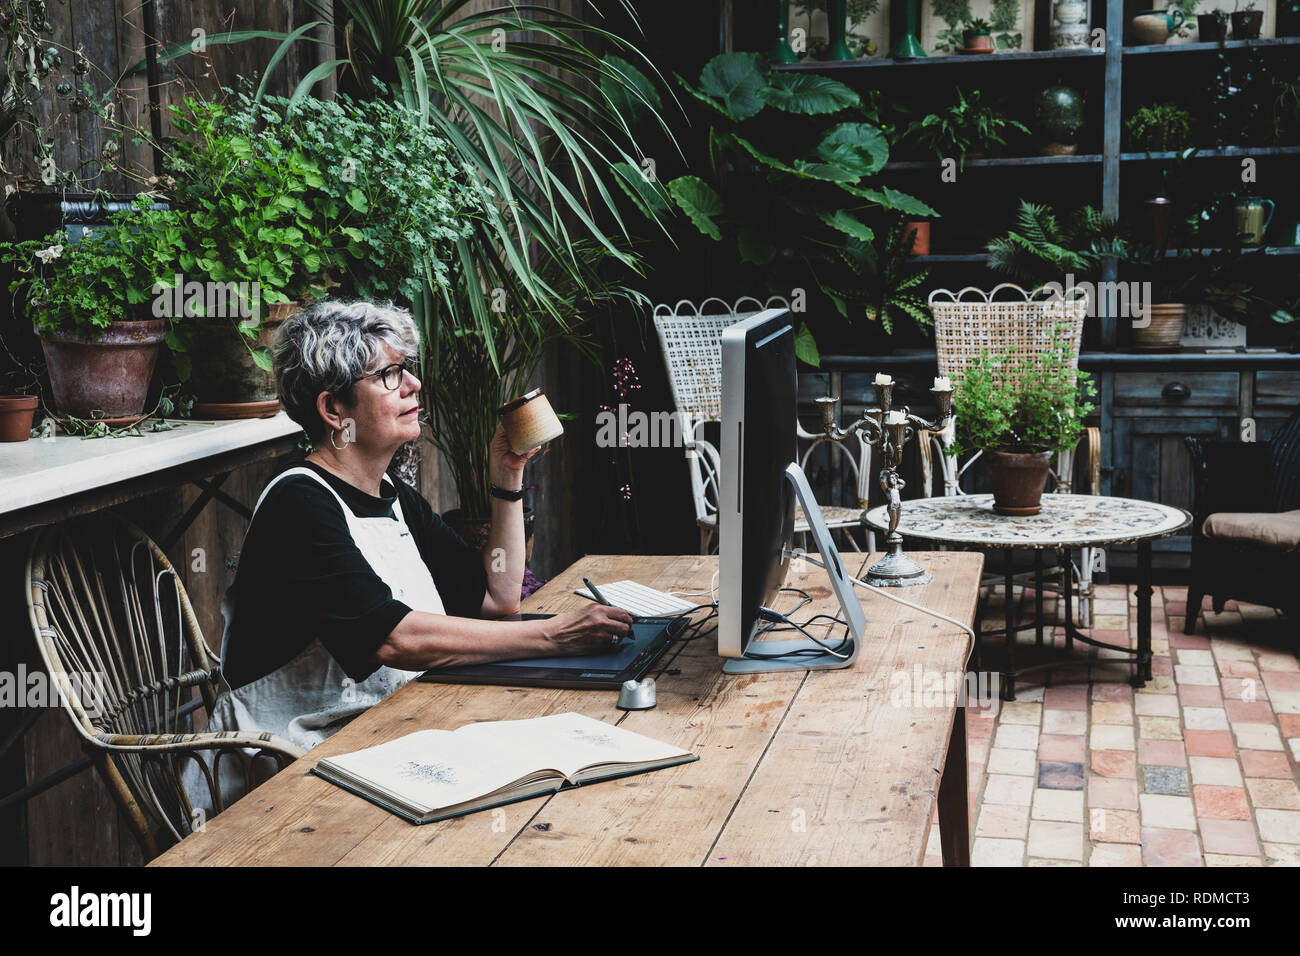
left=220, top=458, right=488, bottom=689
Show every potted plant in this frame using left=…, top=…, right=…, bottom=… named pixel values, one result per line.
left=1232, top=0, right=1263, bottom=37
left=986, top=199, right=1127, bottom=288
left=962, top=18, right=995, bottom=51
left=0, top=197, right=186, bottom=421
left=1032, top=85, right=1087, bottom=156
left=158, top=90, right=490, bottom=417
left=1126, top=102, right=1195, bottom=152
left=1197, top=8, right=1230, bottom=40
left=952, top=342, right=1096, bottom=515
left=904, top=88, right=1030, bottom=166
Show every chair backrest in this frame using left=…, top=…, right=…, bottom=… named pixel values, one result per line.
left=26, top=513, right=224, bottom=851
left=1270, top=407, right=1300, bottom=513
left=652, top=299, right=781, bottom=530
left=928, top=283, right=1088, bottom=390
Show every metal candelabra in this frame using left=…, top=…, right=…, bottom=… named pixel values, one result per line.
left=816, top=375, right=955, bottom=587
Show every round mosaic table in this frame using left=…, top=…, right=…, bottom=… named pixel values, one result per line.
left=864, top=494, right=1191, bottom=698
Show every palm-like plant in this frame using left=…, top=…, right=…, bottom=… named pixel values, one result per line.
left=985, top=200, right=1127, bottom=288
left=161, top=1, right=677, bottom=517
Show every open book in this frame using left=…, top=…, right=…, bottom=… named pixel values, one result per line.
left=312, top=712, right=698, bottom=824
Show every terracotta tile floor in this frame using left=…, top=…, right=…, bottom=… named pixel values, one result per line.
left=924, top=583, right=1300, bottom=867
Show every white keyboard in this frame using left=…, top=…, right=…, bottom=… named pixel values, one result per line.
left=573, top=580, right=700, bottom=617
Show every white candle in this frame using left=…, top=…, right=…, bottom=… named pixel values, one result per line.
left=933, top=376, right=952, bottom=391
left=884, top=410, right=906, bottom=425
left=874, top=373, right=893, bottom=386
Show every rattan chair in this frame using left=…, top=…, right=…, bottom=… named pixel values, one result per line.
left=925, top=284, right=1102, bottom=625
left=653, top=297, right=870, bottom=554
left=26, top=512, right=304, bottom=860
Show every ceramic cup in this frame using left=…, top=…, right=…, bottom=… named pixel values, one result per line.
left=498, top=387, right=564, bottom=455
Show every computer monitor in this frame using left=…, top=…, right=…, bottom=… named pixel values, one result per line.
left=717, top=310, right=866, bottom=674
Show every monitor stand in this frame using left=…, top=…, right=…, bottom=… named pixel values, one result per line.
left=723, top=463, right=867, bottom=674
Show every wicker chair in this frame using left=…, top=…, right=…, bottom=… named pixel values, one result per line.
left=653, top=298, right=870, bottom=554
left=1184, top=408, right=1300, bottom=634
left=925, top=284, right=1102, bottom=624
left=26, top=512, right=304, bottom=860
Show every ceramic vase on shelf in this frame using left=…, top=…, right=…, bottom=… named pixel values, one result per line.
left=1051, top=0, right=1091, bottom=48
left=891, top=0, right=927, bottom=57
left=1131, top=6, right=1186, bottom=44
left=1033, top=85, right=1085, bottom=156
left=773, top=0, right=800, bottom=62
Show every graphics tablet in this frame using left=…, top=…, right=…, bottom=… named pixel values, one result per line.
left=418, top=614, right=689, bottom=690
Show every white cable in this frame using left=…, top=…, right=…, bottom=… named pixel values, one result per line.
left=671, top=569, right=720, bottom=602
left=795, top=552, right=977, bottom=658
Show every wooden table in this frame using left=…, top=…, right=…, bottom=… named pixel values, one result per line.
left=152, top=551, right=983, bottom=867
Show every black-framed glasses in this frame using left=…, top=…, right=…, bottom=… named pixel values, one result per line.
left=356, top=360, right=417, bottom=391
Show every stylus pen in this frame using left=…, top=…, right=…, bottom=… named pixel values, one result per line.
left=583, top=577, right=611, bottom=606
left=584, top=577, right=633, bottom=642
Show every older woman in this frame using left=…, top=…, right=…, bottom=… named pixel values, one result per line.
left=209, top=300, right=631, bottom=750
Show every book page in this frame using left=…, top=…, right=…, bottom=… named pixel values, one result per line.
left=320, top=728, right=542, bottom=813
left=459, top=712, right=692, bottom=780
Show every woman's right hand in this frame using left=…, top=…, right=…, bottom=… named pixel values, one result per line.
left=542, top=605, right=635, bottom=655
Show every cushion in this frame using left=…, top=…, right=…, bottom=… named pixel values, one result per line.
left=1203, top=510, right=1300, bottom=551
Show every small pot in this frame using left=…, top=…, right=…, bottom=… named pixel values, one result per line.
left=904, top=220, right=930, bottom=255
left=1231, top=9, right=1263, bottom=38
left=963, top=32, right=995, bottom=51
left=987, top=450, right=1052, bottom=516
left=39, top=318, right=167, bottom=419
left=1197, top=11, right=1229, bottom=40
left=1134, top=302, right=1188, bottom=349
left=0, top=394, right=38, bottom=442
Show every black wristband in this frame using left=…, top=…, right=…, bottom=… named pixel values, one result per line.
left=490, top=484, right=525, bottom=502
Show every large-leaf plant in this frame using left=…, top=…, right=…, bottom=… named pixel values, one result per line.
left=647, top=52, right=938, bottom=361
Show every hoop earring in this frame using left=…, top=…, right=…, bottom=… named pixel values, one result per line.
left=330, top=429, right=347, bottom=451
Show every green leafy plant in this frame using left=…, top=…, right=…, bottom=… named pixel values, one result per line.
left=657, top=52, right=938, bottom=350
left=964, top=18, right=992, bottom=37
left=159, top=86, right=492, bottom=377
left=819, top=220, right=932, bottom=335
left=986, top=200, right=1128, bottom=287
left=903, top=88, right=1029, bottom=166
left=1126, top=103, right=1195, bottom=152
left=0, top=195, right=186, bottom=337
left=952, top=341, right=1096, bottom=456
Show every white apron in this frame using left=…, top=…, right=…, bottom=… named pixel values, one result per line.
left=185, top=466, right=447, bottom=815
left=211, top=466, right=446, bottom=748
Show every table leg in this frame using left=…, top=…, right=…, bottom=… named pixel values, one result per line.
left=939, top=704, right=970, bottom=867
left=1062, top=546, right=1074, bottom=652
left=1003, top=550, right=1016, bottom=701
left=1034, top=549, right=1044, bottom=647
left=1136, top=540, right=1153, bottom=685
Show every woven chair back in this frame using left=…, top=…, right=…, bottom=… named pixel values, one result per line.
left=928, top=283, right=1088, bottom=390
left=26, top=513, right=227, bottom=850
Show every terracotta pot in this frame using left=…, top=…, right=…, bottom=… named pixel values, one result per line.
left=1134, top=302, right=1187, bottom=349
left=187, top=302, right=299, bottom=408
left=904, top=220, right=930, bottom=255
left=0, top=394, right=38, bottom=441
left=987, top=450, right=1052, bottom=516
left=963, top=33, right=995, bottom=51
left=444, top=506, right=536, bottom=559
left=39, top=318, right=167, bottom=418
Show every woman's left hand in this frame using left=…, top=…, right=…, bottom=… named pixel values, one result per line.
left=489, top=422, right=539, bottom=488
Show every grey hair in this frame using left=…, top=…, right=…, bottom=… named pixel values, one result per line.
left=273, top=300, right=420, bottom=440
